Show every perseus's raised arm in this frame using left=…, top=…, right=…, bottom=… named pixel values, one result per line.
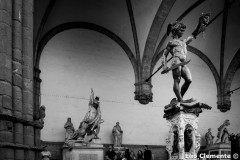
left=186, top=13, right=210, bottom=45
left=186, top=35, right=194, bottom=45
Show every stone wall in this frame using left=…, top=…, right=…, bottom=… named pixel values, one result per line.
left=39, top=29, right=240, bottom=146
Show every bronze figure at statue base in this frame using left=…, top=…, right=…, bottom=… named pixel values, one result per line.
left=164, top=98, right=211, bottom=160
left=165, top=111, right=202, bottom=160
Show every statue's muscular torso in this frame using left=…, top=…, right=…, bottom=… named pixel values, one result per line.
left=168, top=39, right=187, bottom=63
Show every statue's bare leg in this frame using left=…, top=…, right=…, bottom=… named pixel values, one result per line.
left=180, top=65, right=192, bottom=98
left=172, top=67, right=182, bottom=102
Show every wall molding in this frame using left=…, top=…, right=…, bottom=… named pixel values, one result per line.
left=0, top=113, right=43, bottom=129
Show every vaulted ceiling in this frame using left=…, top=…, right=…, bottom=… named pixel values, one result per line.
left=33, top=0, right=240, bottom=111
left=34, top=0, right=240, bottom=70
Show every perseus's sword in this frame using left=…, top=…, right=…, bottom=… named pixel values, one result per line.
left=161, top=59, right=191, bottom=74
left=145, top=56, right=173, bottom=82
left=144, top=0, right=237, bottom=82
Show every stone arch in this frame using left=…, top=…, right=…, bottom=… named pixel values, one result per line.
left=141, top=0, right=176, bottom=80
left=33, top=22, right=139, bottom=109
left=153, top=0, right=206, bottom=58
left=187, top=46, right=221, bottom=94
left=134, top=0, right=176, bottom=104
left=223, top=49, right=240, bottom=93
left=216, top=49, right=240, bottom=111
left=34, top=22, right=138, bottom=81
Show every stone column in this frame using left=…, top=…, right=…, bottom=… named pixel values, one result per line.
left=34, top=67, right=42, bottom=160
left=12, top=0, right=24, bottom=159
left=33, top=67, right=41, bottom=118
left=0, top=0, right=14, bottom=159
left=0, top=1, right=43, bottom=160
left=22, top=0, right=35, bottom=159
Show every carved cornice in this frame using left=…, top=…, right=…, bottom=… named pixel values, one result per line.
left=168, top=113, right=198, bottom=130
left=134, top=93, right=153, bottom=104
left=34, top=67, right=42, bottom=83
left=0, top=113, right=43, bottom=129
left=34, top=77, right=42, bottom=83
left=0, top=142, right=43, bottom=151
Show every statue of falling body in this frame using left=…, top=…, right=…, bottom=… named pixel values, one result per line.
left=70, top=89, right=104, bottom=143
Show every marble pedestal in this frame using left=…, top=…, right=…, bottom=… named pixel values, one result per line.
left=165, top=111, right=201, bottom=160
left=63, top=139, right=104, bottom=160
left=113, top=147, right=125, bottom=158
left=200, top=143, right=231, bottom=160
left=113, top=147, right=125, bottom=151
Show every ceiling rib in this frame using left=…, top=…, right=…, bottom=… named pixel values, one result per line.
left=126, top=0, right=141, bottom=80
left=34, top=0, right=56, bottom=65
left=126, top=0, right=140, bottom=64
left=153, top=0, right=206, bottom=65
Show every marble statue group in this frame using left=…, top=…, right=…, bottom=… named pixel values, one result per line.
left=64, top=89, right=104, bottom=145
left=204, top=119, right=231, bottom=147
left=63, top=88, right=125, bottom=149
left=215, top=119, right=230, bottom=144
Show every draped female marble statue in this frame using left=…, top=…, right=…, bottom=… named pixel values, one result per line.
left=64, top=117, right=75, bottom=141
left=205, top=128, right=214, bottom=146
left=71, top=89, right=104, bottom=142
left=112, top=122, right=123, bottom=147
